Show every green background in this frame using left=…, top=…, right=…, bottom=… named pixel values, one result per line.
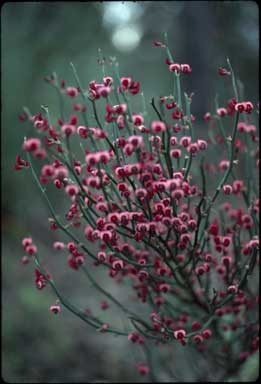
left=2, top=2, right=259, bottom=382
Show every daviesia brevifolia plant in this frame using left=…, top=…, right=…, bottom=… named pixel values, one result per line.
left=17, top=35, right=259, bottom=381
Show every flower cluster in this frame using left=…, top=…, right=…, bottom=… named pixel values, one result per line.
left=17, top=38, right=259, bottom=380
left=169, top=63, right=192, bottom=74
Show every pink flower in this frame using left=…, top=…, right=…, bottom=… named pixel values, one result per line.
left=195, top=265, right=205, bottom=276
left=98, top=151, right=111, bottom=164
left=77, top=126, right=88, bottom=138
left=227, top=285, right=238, bottom=294
left=217, top=107, right=228, bottom=117
left=204, top=112, right=211, bottom=122
left=170, top=136, right=178, bottom=145
left=135, top=188, right=148, bottom=199
left=219, top=160, right=230, bottom=171
left=170, top=149, right=182, bottom=158
left=158, top=283, right=171, bottom=293
left=172, top=110, right=184, bottom=119
left=100, top=300, right=109, bottom=310
left=193, top=334, right=204, bottom=344
left=169, top=63, right=180, bottom=72
left=235, top=102, right=245, bottom=113
left=14, top=155, right=29, bottom=170
left=35, top=269, right=48, bottom=290
left=22, top=138, right=41, bottom=152
left=151, top=121, right=166, bottom=133
left=171, top=189, right=184, bottom=200
left=22, top=237, right=32, bottom=249
left=180, top=136, right=191, bottom=148
left=166, top=101, right=177, bottom=109
left=33, top=148, right=47, bottom=159
left=61, top=124, right=76, bottom=136
left=53, top=241, right=65, bottom=251
left=65, top=184, right=79, bottom=196
left=25, top=244, right=38, bottom=255
left=137, top=363, right=150, bottom=376
left=103, top=76, right=113, bottom=86
left=181, top=64, right=192, bottom=73
left=153, top=40, right=164, bottom=47
left=66, top=87, right=78, bottom=97
left=41, top=164, right=54, bottom=177
left=223, top=184, right=233, bottom=195
left=120, top=77, right=132, bottom=90
left=197, top=140, right=208, bottom=151
left=97, top=252, right=107, bottom=263
left=128, top=332, right=139, bottom=343
left=96, top=85, right=111, bottom=98
left=50, top=304, right=61, bottom=314
left=192, top=321, right=201, bottom=331
left=132, top=114, right=144, bottom=126
left=232, top=179, right=244, bottom=194
left=128, top=135, right=143, bottom=148
left=218, top=67, right=231, bottom=76
left=244, top=101, right=254, bottom=114
left=221, top=256, right=232, bottom=267
left=202, top=329, right=212, bottom=339
left=21, top=256, right=30, bottom=265
left=174, top=329, right=186, bottom=340
left=187, top=142, right=199, bottom=154
left=112, top=259, right=124, bottom=270
left=54, top=166, right=68, bottom=180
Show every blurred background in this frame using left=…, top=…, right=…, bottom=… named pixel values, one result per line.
left=2, top=1, right=259, bottom=382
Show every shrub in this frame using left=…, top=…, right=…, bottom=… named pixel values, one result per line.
left=17, top=34, right=259, bottom=381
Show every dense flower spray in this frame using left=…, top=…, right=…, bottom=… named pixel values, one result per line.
left=17, top=34, right=259, bottom=380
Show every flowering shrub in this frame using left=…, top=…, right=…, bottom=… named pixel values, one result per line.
left=17, top=35, right=259, bottom=381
